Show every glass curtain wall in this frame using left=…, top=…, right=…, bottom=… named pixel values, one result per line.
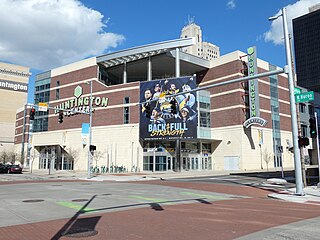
left=269, top=64, right=282, bottom=168
left=33, top=71, right=51, bottom=132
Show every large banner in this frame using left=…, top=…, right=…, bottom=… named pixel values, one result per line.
left=140, top=76, right=197, bottom=140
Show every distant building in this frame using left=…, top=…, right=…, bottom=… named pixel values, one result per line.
left=293, top=7, right=320, bottom=92
left=180, top=22, right=220, bottom=60
left=0, top=62, right=30, bottom=161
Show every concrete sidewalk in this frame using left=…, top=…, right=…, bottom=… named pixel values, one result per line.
left=268, top=186, right=320, bottom=205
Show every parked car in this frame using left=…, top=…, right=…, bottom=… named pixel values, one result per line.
left=7, top=165, right=22, bottom=174
left=0, top=163, right=9, bottom=174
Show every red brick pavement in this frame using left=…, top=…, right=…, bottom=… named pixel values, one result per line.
left=1, top=181, right=320, bottom=240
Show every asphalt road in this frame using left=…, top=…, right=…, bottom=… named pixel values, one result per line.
left=0, top=176, right=319, bottom=239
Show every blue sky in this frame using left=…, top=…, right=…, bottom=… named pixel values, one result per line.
left=0, top=0, right=319, bottom=103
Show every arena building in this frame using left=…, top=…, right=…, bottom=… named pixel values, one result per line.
left=14, top=38, right=296, bottom=173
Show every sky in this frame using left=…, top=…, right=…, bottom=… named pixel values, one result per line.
left=1, top=0, right=320, bottom=103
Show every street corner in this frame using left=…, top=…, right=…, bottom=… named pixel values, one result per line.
left=268, top=186, right=320, bottom=205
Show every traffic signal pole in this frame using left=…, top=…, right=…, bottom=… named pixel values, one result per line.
left=315, top=112, right=320, bottom=185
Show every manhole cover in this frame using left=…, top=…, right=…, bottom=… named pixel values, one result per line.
left=63, top=228, right=98, bottom=238
left=22, top=199, right=44, bottom=203
left=72, top=199, right=89, bottom=202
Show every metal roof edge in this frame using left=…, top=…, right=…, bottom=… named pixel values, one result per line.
left=96, top=37, right=196, bottom=63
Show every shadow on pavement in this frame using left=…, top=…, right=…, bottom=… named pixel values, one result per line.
left=51, top=195, right=97, bottom=240
left=51, top=195, right=214, bottom=239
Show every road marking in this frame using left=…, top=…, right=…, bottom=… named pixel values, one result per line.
left=56, top=201, right=94, bottom=212
left=128, top=195, right=168, bottom=203
left=180, top=191, right=229, bottom=200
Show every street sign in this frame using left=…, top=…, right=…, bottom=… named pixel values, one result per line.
left=38, top=102, right=48, bottom=112
left=294, top=87, right=302, bottom=95
left=295, top=91, right=314, bottom=103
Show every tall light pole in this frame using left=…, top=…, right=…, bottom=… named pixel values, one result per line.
left=269, top=7, right=304, bottom=195
left=86, top=80, right=93, bottom=179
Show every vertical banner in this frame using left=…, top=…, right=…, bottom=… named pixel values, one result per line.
left=81, top=123, right=89, bottom=145
left=139, top=76, right=197, bottom=140
left=247, top=46, right=260, bottom=118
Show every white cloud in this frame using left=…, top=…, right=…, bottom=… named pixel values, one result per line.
left=264, top=0, right=320, bottom=45
left=226, top=0, right=236, bottom=9
left=0, top=0, right=125, bottom=70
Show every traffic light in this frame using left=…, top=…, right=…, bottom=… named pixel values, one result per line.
left=58, top=111, right=64, bottom=123
left=298, top=137, right=310, bottom=147
left=170, top=98, right=177, bottom=114
left=145, top=104, right=151, bottom=118
left=29, top=108, right=36, bottom=120
left=309, top=117, right=317, bottom=138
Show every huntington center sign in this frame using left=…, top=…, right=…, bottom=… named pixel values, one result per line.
left=243, top=46, right=267, bottom=128
left=54, top=85, right=108, bottom=115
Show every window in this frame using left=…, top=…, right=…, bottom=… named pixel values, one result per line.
left=299, top=103, right=306, bottom=113
left=124, top=107, right=129, bottom=124
left=56, top=89, right=60, bottom=100
left=200, top=112, right=210, bottom=128
left=301, top=125, right=308, bottom=137
left=309, top=105, right=314, bottom=115
left=124, top=97, right=130, bottom=124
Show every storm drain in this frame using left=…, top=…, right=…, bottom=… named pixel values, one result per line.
left=62, top=228, right=98, bottom=238
left=22, top=199, right=44, bottom=203
left=71, top=199, right=89, bottom=202
left=101, top=193, right=112, bottom=196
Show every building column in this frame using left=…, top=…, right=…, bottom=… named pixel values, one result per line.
left=61, top=152, right=64, bottom=170
left=175, top=47, right=180, bottom=78
left=148, top=57, right=152, bottom=81
left=175, top=47, right=181, bottom=171
left=123, top=62, right=127, bottom=84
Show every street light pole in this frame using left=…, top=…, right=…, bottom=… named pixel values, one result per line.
left=87, top=80, right=93, bottom=179
left=269, top=8, right=304, bottom=195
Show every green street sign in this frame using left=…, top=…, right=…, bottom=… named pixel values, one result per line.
left=295, top=91, right=314, bottom=103
left=294, top=87, right=302, bottom=95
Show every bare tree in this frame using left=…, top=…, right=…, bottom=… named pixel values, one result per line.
left=29, top=148, right=39, bottom=173
left=263, top=148, right=272, bottom=171
left=0, top=150, right=17, bottom=164
left=64, top=147, right=80, bottom=171
left=92, top=150, right=105, bottom=168
left=0, top=150, right=8, bottom=164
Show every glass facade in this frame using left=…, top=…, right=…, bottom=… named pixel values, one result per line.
left=293, top=9, right=320, bottom=92
left=33, top=71, right=51, bottom=132
left=269, top=64, right=282, bottom=168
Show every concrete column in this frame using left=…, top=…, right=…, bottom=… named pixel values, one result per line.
left=175, top=47, right=180, bottom=78
left=61, top=152, right=64, bottom=170
left=148, top=57, right=152, bottom=81
left=123, top=62, right=127, bottom=84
